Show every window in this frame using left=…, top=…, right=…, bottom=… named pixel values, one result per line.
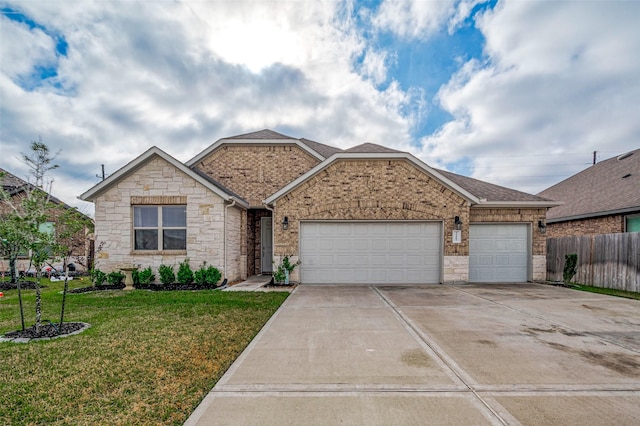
left=626, top=215, right=640, bottom=233
left=133, top=206, right=187, bottom=250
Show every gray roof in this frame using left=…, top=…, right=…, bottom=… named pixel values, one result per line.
left=190, top=167, right=248, bottom=204
left=227, top=129, right=294, bottom=140
left=437, top=169, right=552, bottom=203
left=0, top=167, right=28, bottom=192
left=345, top=143, right=404, bottom=154
left=299, top=138, right=343, bottom=158
left=538, top=148, right=640, bottom=221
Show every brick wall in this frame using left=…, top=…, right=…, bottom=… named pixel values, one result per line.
left=547, top=215, right=624, bottom=238
left=93, top=156, right=243, bottom=281
left=272, top=159, right=471, bottom=259
left=470, top=208, right=548, bottom=256
left=193, top=144, right=320, bottom=207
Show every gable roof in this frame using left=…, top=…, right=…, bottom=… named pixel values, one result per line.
left=299, top=138, right=343, bottom=158
left=264, top=152, right=560, bottom=208
left=1, top=167, right=93, bottom=219
left=186, top=129, right=330, bottom=166
left=437, top=169, right=555, bottom=205
left=345, top=143, right=404, bottom=154
left=79, top=147, right=249, bottom=207
left=538, top=148, right=640, bottom=222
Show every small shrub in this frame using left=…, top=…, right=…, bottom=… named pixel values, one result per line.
left=563, top=253, right=578, bottom=285
left=91, top=269, right=107, bottom=286
left=132, top=269, right=140, bottom=285
left=158, top=264, right=175, bottom=285
left=205, top=266, right=221, bottom=286
left=137, top=266, right=155, bottom=285
left=107, top=271, right=125, bottom=286
left=177, top=259, right=194, bottom=285
left=194, top=262, right=208, bottom=286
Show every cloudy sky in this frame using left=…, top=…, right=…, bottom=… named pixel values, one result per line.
left=1, top=0, right=639, bottom=216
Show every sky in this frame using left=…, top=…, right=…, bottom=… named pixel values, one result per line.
left=1, top=0, right=639, bottom=216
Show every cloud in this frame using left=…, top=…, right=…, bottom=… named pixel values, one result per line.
left=372, top=0, right=482, bottom=39
left=420, top=0, right=640, bottom=194
left=0, top=1, right=418, bottom=214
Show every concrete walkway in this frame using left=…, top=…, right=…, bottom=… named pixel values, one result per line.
left=223, top=275, right=272, bottom=292
left=185, top=284, right=640, bottom=425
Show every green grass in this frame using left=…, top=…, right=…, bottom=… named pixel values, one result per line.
left=0, top=277, right=288, bottom=425
left=569, top=283, right=640, bottom=300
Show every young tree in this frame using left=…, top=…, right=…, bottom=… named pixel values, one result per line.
left=51, top=205, right=93, bottom=326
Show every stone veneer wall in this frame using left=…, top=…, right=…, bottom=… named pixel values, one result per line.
left=272, top=159, right=471, bottom=275
left=546, top=215, right=625, bottom=238
left=193, top=144, right=320, bottom=207
left=93, top=157, right=243, bottom=281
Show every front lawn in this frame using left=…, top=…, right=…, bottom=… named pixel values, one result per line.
left=0, top=278, right=288, bottom=425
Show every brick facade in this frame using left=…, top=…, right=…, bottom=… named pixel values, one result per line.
left=547, top=215, right=625, bottom=238
left=93, top=157, right=243, bottom=281
left=193, top=144, right=320, bottom=207
left=271, top=159, right=471, bottom=282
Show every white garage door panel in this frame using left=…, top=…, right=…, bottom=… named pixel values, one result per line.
left=300, top=222, right=441, bottom=284
left=469, top=224, right=529, bottom=283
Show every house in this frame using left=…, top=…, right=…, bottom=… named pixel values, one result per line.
left=0, top=167, right=94, bottom=274
left=538, top=149, right=640, bottom=237
left=79, top=129, right=558, bottom=284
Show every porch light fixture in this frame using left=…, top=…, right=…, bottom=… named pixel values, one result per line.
left=282, top=216, right=289, bottom=230
left=454, top=216, right=462, bottom=230
left=538, top=220, right=547, bottom=234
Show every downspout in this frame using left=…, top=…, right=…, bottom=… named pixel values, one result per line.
left=264, top=202, right=275, bottom=273
left=224, top=199, right=237, bottom=281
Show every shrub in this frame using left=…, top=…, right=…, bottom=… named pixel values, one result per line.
left=107, top=271, right=125, bottom=286
left=137, top=266, right=155, bottom=285
left=194, top=262, right=208, bottom=286
left=563, top=254, right=578, bottom=285
left=158, top=264, right=175, bottom=285
left=91, top=269, right=107, bottom=286
left=177, top=259, right=194, bottom=285
left=205, top=266, right=221, bottom=286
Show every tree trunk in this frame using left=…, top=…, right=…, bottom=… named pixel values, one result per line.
left=35, top=274, right=42, bottom=334
left=17, top=280, right=25, bottom=331
left=59, top=271, right=69, bottom=327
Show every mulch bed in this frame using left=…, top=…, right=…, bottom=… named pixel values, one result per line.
left=0, top=282, right=46, bottom=290
left=69, top=284, right=125, bottom=293
left=3, top=322, right=88, bottom=340
left=68, top=283, right=222, bottom=293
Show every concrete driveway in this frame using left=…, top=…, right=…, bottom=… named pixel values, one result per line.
left=185, top=284, right=640, bottom=425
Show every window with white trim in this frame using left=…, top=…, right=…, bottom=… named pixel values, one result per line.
left=133, top=206, right=187, bottom=250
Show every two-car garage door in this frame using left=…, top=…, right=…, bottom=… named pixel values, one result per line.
left=300, top=222, right=441, bottom=284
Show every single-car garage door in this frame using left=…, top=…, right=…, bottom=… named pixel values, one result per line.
left=300, top=222, right=441, bottom=284
left=469, top=224, right=529, bottom=282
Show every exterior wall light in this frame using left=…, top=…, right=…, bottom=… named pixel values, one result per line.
left=538, top=220, right=547, bottom=234
left=282, top=216, right=289, bottom=230
left=454, top=216, right=462, bottom=230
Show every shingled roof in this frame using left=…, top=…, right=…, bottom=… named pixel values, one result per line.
left=538, top=148, right=640, bottom=221
left=0, top=168, right=28, bottom=192
left=437, top=169, right=552, bottom=203
left=227, top=129, right=293, bottom=139
left=345, top=143, right=404, bottom=154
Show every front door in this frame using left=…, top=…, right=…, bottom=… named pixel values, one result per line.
left=260, top=217, right=273, bottom=273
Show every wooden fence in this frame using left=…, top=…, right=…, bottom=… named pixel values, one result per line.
left=546, top=233, right=640, bottom=292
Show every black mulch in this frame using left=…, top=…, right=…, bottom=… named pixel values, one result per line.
left=0, top=282, right=46, bottom=290
left=69, top=284, right=125, bottom=293
left=67, top=283, right=220, bottom=293
left=4, top=322, right=86, bottom=340
left=134, top=283, right=219, bottom=291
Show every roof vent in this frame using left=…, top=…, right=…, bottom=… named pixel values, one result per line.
left=617, top=152, right=633, bottom=161
left=622, top=173, right=631, bottom=179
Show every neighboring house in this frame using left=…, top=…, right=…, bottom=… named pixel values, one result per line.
left=80, top=129, right=558, bottom=284
left=0, top=167, right=94, bottom=273
left=538, top=149, right=640, bottom=237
